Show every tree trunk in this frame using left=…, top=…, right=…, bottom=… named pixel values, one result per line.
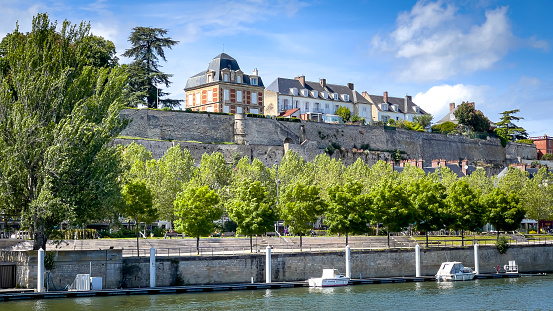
left=387, top=231, right=390, bottom=248
left=196, top=236, right=200, bottom=255
left=425, top=231, right=429, bottom=248
left=250, top=235, right=253, bottom=253
left=461, top=230, right=465, bottom=247
left=346, top=232, right=349, bottom=246
left=33, top=225, right=47, bottom=250
left=300, top=233, right=303, bottom=252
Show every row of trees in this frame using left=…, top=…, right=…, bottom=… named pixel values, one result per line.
left=122, top=143, right=553, bottom=251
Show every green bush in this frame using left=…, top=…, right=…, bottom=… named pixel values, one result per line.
left=542, top=153, right=553, bottom=161
left=496, top=236, right=510, bottom=254
left=432, top=121, right=457, bottom=134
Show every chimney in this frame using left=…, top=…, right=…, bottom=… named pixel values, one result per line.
left=383, top=91, right=388, bottom=103
left=320, top=78, right=326, bottom=88
left=449, top=102, right=455, bottom=111
left=461, top=159, right=468, bottom=176
left=439, top=159, right=446, bottom=167
left=347, top=83, right=354, bottom=90
left=295, top=75, right=306, bottom=87
left=362, top=91, right=369, bottom=98
left=252, top=68, right=258, bottom=76
left=417, top=158, right=424, bottom=169
left=431, top=159, right=439, bottom=168
left=404, top=95, right=410, bottom=113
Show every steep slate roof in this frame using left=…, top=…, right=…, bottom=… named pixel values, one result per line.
left=185, top=53, right=264, bottom=90
left=364, top=93, right=427, bottom=115
left=266, top=78, right=370, bottom=105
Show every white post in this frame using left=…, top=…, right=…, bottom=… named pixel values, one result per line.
left=37, top=248, right=44, bottom=292
left=150, top=247, right=156, bottom=287
left=415, top=244, right=421, bottom=277
left=265, top=246, right=271, bottom=283
left=474, top=243, right=479, bottom=275
left=345, top=245, right=351, bottom=278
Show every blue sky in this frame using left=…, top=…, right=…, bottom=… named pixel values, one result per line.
left=1, top=0, right=552, bottom=136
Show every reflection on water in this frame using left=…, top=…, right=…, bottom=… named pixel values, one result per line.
left=4, top=275, right=553, bottom=311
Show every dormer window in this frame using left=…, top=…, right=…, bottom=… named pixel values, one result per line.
left=333, top=93, right=339, bottom=100
left=250, top=77, right=257, bottom=85
left=392, top=104, right=399, bottom=112
left=342, top=94, right=349, bottom=101
left=311, top=90, right=318, bottom=98
left=223, top=73, right=229, bottom=82
left=380, top=103, right=388, bottom=111
left=207, top=75, right=213, bottom=83
left=290, top=88, right=298, bottom=96
left=322, top=91, right=328, bottom=99
left=237, top=75, right=242, bottom=83
left=415, top=106, right=420, bottom=113
left=301, top=89, right=309, bottom=97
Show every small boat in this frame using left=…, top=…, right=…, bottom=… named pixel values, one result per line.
left=436, top=262, right=476, bottom=281
left=504, top=260, right=518, bottom=274
left=308, top=269, right=350, bottom=287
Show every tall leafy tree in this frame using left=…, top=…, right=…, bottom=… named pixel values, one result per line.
left=226, top=181, right=277, bottom=252
left=121, top=180, right=156, bottom=254
left=521, top=167, right=553, bottom=231
left=413, top=114, right=433, bottom=129
left=325, top=182, right=372, bottom=245
left=174, top=185, right=221, bottom=254
left=494, top=109, right=528, bottom=143
left=483, top=188, right=525, bottom=236
left=408, top=177, right=447, bottom=247
left=123, top=27, right=180, bottom=108
left=280, top=181, right=326, bottom=250
left=445, top=180, right=487, bottom=245
left=371, top=179, right=414, bottom=247
left=453, top=102, right=491, bottom=132
left=154, top=145, right=196, bottom=225
left=0, top=14, right=128, bottom=250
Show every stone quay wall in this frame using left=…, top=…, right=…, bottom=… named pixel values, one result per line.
left=0, top=249, right=123, bottom=290
left=4, top=245, right=550, bottom=289
left=118, top=109, right=536, bottom=167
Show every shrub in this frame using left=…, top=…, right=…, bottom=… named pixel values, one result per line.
left=541, top=153, right=553, bottom=161
left=496, top=236, right=510, bottom=254
left=432, top=121, right=457, bottom=134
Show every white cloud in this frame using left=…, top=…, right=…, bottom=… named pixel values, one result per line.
left=413, top=84, right=490, bottom=119
left=373, top=1, right=548, bottom=83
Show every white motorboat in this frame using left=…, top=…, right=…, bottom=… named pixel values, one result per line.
left=436, top=262, right=476, bottom=281
left=308, top=269, right=350, bottom=287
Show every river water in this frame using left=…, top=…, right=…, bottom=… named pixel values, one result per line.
left=5, top=275, right=552, bottom=311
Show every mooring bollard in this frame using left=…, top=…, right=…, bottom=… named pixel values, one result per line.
left=474, top=243, right=479, bottom=275
left=37, top=248, right=44, bottom=292
left=345, top=245, right=351, bottom=278
left=415, top=244, right=421, bottom=277
left=266, top=246, right=272, bottom=283
left=150, top=247, right=156, bottom=287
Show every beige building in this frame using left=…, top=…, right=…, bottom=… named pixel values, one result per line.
left=184, top=53, right=264, bottom=114
left=362, top=91, right=427, bottom=123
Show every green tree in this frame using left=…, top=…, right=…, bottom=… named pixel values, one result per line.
left=280, top=181, right=326, bottom=250
left=408, top=177, right=447, bottom=247
left=325, top=182, right=372, bottom=245
left=453, top=102, right=491, bottom=132
left=154, top=145, right=196, bottom=225
left=494, top=109, right=528, bottom=142
left=464, top=168, right=494, bottom=196
left=227, top=181, right=277, bottom=252
left=445, top=180, right=487, bottom=245
left=371, top=179, right=414, bottom=247
left=195, top=152, right=232, bottom=201
left=336, top=106, right=351, bottom=123
left=121, top=180, right=156, bottom=254
left=82, top=35, right=118, bottom=68
left=483, top=188, right=525, bottom=236
left=521, top=167, right=553, bottom=231
left=413, top=114, right=433, bottom=129
left=0, top=14, right=129, bottom=250
left=174, top=185, right=221, bottom=254
left=123, top=27, right=180, bottom=109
